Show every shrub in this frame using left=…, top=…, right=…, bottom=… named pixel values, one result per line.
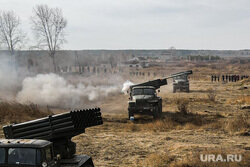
left=207, top=89, right=216, bottom=102
left=176, top=99, right=189, bottom=114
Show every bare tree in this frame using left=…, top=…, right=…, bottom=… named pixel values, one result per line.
left=0, top=10, right=25, bottom=61
left=31, top=4, right=67, bottom=72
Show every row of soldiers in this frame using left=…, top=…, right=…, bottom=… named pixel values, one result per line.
left=211, top=74, right=249, bottom=82
left=130, top=71, right=158, bottom=77
left=58, top=66, right=124, bottom=74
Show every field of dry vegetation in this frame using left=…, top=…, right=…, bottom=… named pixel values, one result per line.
left=0, top=61, right=249, bottom=167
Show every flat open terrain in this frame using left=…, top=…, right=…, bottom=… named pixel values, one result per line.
left=0, top=61, right=249, bottom=167
left=73, top=77, right=250, bottom=167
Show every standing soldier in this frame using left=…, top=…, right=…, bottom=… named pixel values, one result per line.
left=222, top=75, right=225, bottom=82
left=226, top=75, right=228, bottom=82
left=211, top=75, right=214, bottom=82
left=229, top=75, right=231, bottom=82
left=218, top=75, right=220, bottom=82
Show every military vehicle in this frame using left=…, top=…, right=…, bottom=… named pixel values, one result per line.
left=128, top=71, right=192, bottom=119
left=0, top=108, right=102, bottom=167
left=172, top=70, right=193, bottom=93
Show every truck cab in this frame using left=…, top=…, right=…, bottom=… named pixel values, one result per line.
left=0, top=139, right=56, bottom=167
left=128, top=86, right=162, bottom=119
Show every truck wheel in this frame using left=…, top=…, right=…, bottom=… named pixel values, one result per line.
left=173, top=87, right=176, bottom=93
left=153, top=106, right=161, bottom=119
left=128, top=110, right=134, bottom=119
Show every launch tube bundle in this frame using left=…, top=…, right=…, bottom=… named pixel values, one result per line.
left=3, top=108, right=103, bottom=159
left=129, top=70, right=193, bottom=90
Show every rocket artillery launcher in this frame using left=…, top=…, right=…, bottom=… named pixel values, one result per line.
left=171, top=70, right=192, bottom=93
left=128, top=70, right=192, bottom=119
left=1, top=108, right=102, bottom=167
left=129, top=70, right=193, bottom=91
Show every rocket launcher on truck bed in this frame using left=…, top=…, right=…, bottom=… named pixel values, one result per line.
left=127, top=70, right=193, bottom=119
left=3, top=108, right=103, bottom=159
left=170, top=70, right=193, bottom=78
left=129, top=70, right=193, bottom=90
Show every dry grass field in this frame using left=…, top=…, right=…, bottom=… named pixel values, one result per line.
left=75, top=77, right=249, bottom=167
left=0, top=61, right=249, bottom=167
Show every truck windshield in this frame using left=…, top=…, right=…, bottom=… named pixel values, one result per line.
left=8, top=148, right=36, bottom=165
left=0, top=148, right=5, bottom=164
left=144, top=89, right=155, bottom=95
left=132, top=89, right=143, bottom=95
left=132, top=89, right=155, bottom=95
left=174, top=75, right=187, bottom=80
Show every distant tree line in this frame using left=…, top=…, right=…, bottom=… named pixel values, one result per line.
left=0, top=4, right=67, bottom=73
left=185, top=55, right=221, bottom=61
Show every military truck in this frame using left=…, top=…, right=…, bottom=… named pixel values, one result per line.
left=0, top=108, right=102, bottom=167
left=128, top=71, right=192, bottom=119
left=172, top=70, right=193, bottom=93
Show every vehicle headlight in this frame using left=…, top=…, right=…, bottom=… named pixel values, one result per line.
left=42, top=162, right=48, bottom=167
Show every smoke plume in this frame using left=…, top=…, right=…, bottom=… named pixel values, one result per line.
left=122, top=80, right=134, bottom=94
left=16, top=73, right=121, bottom=108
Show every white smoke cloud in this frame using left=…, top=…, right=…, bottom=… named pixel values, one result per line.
left=122, top=80, right=134, bottom=94
left=16, top=73, right=121, bottom=108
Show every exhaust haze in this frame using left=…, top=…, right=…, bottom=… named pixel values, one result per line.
left=16, top=73, right=122, bottom=108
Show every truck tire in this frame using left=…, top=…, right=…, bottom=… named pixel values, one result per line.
left=173, top=87, right=176, bottom=93
left=153, top=106, right=161, bottom=119
left=159, top=101, right=162, bottom=115
left=128, top=110, right=134, bottom=119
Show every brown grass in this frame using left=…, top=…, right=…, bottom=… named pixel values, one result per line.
left=207, top=88, right=216, bottom=102
left=138, top=153, right=174, bottom=167
left=142, top=118, right=178, bottom=132
left=172, top=148, right=249, bottom=167
left=176, top=99, right=189, bottom=114
left=225, top=111, right=249, bottom=135
left=137, top=148, right=249, bottom=167
left=0, top=101, right=52, bottom=124
left=238, top=96, right=250, bottom=105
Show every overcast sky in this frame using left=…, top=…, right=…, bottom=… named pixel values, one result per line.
left=1, top=0, right=250, bottom=50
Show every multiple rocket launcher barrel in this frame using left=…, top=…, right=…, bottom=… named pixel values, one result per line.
left=169, top=70, right=193, bottom=78
left=130, top=70, right=193, bottom=90
left=3, top=108, right=103, bottom=141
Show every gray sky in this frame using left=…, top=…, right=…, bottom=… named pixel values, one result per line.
left=1, top=0, right=250, bottom=50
